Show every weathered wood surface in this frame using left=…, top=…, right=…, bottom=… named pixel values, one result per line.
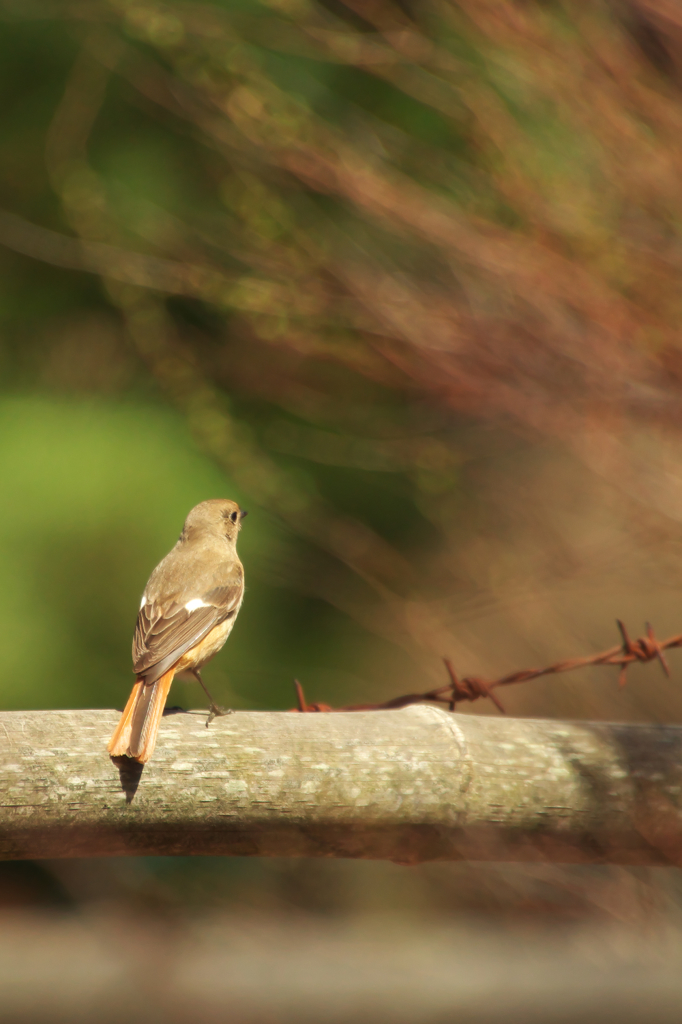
left=1, top=706, right=682, bottom=864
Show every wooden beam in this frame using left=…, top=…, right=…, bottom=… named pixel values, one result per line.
left=1, top=706, right=682, bottom=863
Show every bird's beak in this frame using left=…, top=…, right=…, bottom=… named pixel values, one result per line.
left=240, top=509, right=248, bottom=519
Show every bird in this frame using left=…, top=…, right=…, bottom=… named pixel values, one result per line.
left=107, top=498, right=246, bottom=764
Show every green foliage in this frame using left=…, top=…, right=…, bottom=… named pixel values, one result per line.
left=0, top=396, right=228, bottom=708
left=0, top=0, right=681, bottom=723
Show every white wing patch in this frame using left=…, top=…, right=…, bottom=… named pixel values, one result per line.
left=185, top=597, right=210, bottom=612
left=140, top=595, right=147, bottom=609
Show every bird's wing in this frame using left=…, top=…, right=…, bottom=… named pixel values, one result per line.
left=132, top=582, right=243, bottom=682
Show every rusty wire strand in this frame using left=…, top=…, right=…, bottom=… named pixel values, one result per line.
left=291, top=621, right=680, bottom=714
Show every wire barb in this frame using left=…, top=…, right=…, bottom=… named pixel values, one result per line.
left=290, top=620, right=681, bottom=714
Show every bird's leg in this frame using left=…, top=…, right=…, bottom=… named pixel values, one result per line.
left=191, top=669, right=233, bottom=727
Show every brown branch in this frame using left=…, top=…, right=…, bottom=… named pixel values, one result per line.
left=5, top=707, right=682, bottom=865
left=291, top=620, right=681, bottom=714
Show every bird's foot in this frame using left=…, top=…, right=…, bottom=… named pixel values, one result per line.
left=206, top=705, right=233, bottom=727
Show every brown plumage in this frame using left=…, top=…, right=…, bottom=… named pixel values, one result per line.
left=107, top=499, right=246, bottom=763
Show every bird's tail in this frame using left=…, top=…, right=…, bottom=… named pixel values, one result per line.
left=107, top=669, right=175, bottom=764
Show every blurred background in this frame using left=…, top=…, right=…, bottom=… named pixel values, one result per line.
left=3, top=0, right=682, bottom=1018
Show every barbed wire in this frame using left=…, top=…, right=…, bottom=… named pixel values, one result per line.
left=291, top=621, right=680, bottom=714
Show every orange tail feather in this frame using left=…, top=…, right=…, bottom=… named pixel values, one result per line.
left=127, top=668, right=176, bottom=763
left=107, top=679, right=144, bottom=757
left=107, top=669, right=175, bottom=763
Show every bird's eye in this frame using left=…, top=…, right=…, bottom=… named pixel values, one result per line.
left=230, top=510, right=238, bottom=523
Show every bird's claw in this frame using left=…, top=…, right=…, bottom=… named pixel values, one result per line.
left=206, top=705, right=233, bottom=727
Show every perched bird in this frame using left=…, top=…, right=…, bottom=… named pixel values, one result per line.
left=107, top=499, right=246, bottom=764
